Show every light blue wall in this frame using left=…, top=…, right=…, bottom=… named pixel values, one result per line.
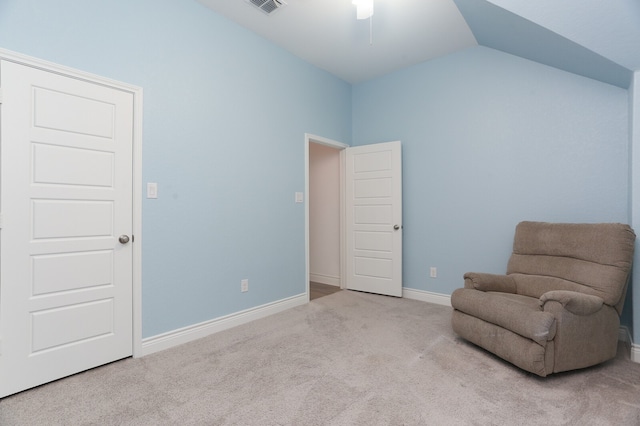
left=453, top=0, right=632, bottom=89
left=487, top=0, right=640, bottom=71
left=0, top=0, right=352, bottom=337
left=353, top=46, right=630, bottom=300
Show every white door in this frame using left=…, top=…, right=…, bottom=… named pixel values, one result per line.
left=0, top=60, right=134, bottom=398
left=345, top=141, right=402, bottom=297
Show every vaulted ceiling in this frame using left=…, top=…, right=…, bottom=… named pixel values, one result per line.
left=197, top=0, right=640, bottom=88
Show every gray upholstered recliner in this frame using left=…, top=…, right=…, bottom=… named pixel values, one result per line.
left=451, top=221, right=635, bottom=377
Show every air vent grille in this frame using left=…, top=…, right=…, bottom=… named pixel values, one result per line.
left=247, top=0, right=287, bottom=15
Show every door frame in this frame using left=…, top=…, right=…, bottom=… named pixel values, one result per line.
left=0, top=48, right=144, bottom=358
left=304, top=134, right=349, bottom=300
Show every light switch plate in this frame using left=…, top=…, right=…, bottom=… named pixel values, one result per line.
left=147, top=182, right=158, bottom=199
left=295, top=192, right=304, bottom=203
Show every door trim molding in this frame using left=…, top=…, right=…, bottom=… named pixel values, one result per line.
left=0, top=48, right=144, bottom=358
left=304, top=134, right=349, bottom=300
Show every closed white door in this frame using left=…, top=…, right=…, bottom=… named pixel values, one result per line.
left=0, top=60, right=134, bottom=398
left=345, top=141, right=402, bottom=297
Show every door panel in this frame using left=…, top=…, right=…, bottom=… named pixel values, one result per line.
left=32, top=250, right=114, bottom=294
left=33, top=143, right=115, bottom=187
left=31, top=298, right=115, bottom=352
left=0, top=60, right=133, bottom=398
left=33, top=86, right=115, bottom=137
left=345, top=141, right=402, bottom=297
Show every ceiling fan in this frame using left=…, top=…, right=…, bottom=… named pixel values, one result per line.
left=352, top=0, right=374, bottom=20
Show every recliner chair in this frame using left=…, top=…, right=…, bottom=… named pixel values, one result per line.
left=451, top=221, right=635, bottom=377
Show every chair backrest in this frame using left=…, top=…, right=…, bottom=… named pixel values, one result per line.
left=506, top=221, right=635, bottom=314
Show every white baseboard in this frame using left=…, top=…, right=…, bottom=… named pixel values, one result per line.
left=632, top=343, right=640, bottom=363
left=310, top=273, right=340, bottom=287
left=622, top=326, right=640, bottom=363
left=138, top=293, right=307, bottom=357
left=138, top=287, right=640, bottom=365
left=403, top=287, right=451, bottom=307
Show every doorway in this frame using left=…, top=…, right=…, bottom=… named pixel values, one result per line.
left=305, top=134, right=348, bottom=300
left=305, top=135, right=403, bottom=300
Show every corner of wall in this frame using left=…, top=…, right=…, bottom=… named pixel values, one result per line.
left=629, top=71, right=640, bottom=348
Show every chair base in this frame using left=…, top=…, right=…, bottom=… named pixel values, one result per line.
left=452, top=310, right=553, bottom=377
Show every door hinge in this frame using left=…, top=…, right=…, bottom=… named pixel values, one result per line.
left=0, top=88, right=3, bottom=104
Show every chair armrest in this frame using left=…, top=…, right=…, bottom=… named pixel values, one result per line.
left=463, top=272, right=516, bottom=293
left=540, top=290, right=604, bottom=316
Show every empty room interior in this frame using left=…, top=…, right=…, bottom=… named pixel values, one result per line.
left=1, top=0, right=640, bottom=423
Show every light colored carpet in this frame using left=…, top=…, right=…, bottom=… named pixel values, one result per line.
left=1, top=290, right=640, bottom=425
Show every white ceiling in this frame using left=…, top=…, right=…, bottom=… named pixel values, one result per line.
left=197, top=0, right=478, bottom=84
left=197, top=0, right=640, bottom=87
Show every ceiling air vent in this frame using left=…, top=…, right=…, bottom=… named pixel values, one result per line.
left=247, top=0, right=287, bottom=15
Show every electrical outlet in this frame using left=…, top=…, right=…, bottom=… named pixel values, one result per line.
left=430, top=267, right=437, bottom=278
left=241, top=279, right=249, bottom=292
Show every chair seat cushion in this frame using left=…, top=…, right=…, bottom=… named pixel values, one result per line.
left=451, top=288, right=557, bottom=345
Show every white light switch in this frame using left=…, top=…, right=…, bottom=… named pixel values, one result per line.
left=295, top=192, right=304, bottom=203
left=147, top=182, right=158, bottom=199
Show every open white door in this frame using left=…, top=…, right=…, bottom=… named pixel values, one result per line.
left=0, top=60, right=134, bottom=397
left=345, top=141, right=402, bottom=297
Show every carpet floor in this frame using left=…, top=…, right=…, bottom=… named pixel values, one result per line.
left=1, top=290, right=640, bottom=425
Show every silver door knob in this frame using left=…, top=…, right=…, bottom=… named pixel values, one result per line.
left=119, top=235, right=130, bottom=244
left=393, top=224, right=400, bottom=230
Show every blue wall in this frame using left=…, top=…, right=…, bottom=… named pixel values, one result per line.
left=0, top=0, right=352, bottom=337
left=353, top=46, right=630, bottom=304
